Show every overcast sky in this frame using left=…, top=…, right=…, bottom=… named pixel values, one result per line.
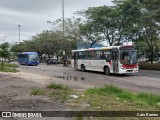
left=0, top=0, right=113, bottom=44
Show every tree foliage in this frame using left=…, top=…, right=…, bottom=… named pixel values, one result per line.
left=10, top=0, right=160, bottom=63
left=0, top=42, right=10, bottom=69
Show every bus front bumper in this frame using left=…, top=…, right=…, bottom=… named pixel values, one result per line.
left=119, top=68, right=138, bottom=74
left=26, top=61, right=39, bottom=65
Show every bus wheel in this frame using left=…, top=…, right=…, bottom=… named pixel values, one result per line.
left=104, top=66, right=110, bottom=75
left=81, top=65, right=85, bottom=72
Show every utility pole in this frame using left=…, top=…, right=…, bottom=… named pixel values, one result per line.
left=62, top=0, right=64, bottom=38
left=4, top=36, right=6, bottom=43
left=18, top=25, right=21, bottom=43
left=62, top=0, right=65, bottom=55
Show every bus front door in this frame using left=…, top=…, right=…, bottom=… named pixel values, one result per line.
left=111, top=49, right=119, bottom=73
left=74, top=53, right=78, bottom=69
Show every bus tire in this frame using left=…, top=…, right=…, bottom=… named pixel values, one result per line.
left=81, top=65, right=85, bottom=72
left=104, top=66, right=110, bottom=75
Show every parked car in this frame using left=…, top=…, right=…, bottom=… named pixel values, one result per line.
left=149, top=56, right=159, bottom=61
left=50, top=59, right=59, bottom=64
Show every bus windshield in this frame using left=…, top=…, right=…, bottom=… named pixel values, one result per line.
left=28, top=54, right=38, bottom=61
left=120, top=50, right=137, bottom=64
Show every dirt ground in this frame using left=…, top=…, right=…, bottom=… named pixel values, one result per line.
left=1, top=63, right=160, bottom=120
left=0, top=70, right=75, bottom=120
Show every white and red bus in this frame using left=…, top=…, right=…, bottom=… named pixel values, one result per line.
left=71, top=45, right=138, bottom=75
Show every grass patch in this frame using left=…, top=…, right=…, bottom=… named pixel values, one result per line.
left=47, top=83, right=71, bottom=102
left=137, top=93, right=160, bottom=105
left=3, top=63, right=19, bottom=68
left=0, top=68, right=19, bottom=72
left=0, top=63, right=19, bottom=72
left=31, top=83, right=72, bottom=102
left=47, top=83, right=69, bottom=90
left=31, top=89, right=46, bottom=95
left=31, top=85, right=160, bottom=119
left=85, top=85, right=160, bottom=106
left=49, top=90, right=71, bottom=102
left=85, top=85, right=123, bottom=95
left=117, top=91, right=135, bottom=101
left=73, top=85, right=160, bottom=112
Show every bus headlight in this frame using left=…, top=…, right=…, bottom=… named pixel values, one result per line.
left=120, top=65, right=125, bottom=69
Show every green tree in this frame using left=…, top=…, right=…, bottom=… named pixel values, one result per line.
left=79, top=21, right=103, bottom=48
left=138, top=0, right=160, bottom=63
left=48, top=18, right=80, bottom=54
left=11, top=42, right=26, bottom=52
left=0, top=42, right=10, bottom=69
left=77, top=5, right=138, bottom=46
left=114, top=0, right=160, bottom=63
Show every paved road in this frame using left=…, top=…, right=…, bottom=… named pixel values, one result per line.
left=18, top=63, right=160, bottom=95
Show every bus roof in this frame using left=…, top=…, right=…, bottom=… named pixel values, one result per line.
left=72, top=46, right=121, bottom=52
left=18, top=52, right=38, bottom=55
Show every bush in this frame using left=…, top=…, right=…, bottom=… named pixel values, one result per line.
left=31, top=89, right=46, bottom=95
left=85, top=85, right=160, bottom=106
left=139, top=62, right=160, bottom=71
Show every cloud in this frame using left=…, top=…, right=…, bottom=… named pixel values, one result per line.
left=0, top=0, right=61, bottom=13
left=0, top=0, right=113, bottom=44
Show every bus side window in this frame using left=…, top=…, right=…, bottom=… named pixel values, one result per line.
left=88, top=51, right=95, bottom=59
left=78, top=52, right=82, bottom=59
left=96, top=51, right=101, bottom=59
left=83, top=51, right=88, bottom=59
left=105, top=51, right=111, bottom=62
left=92, top=51, right=96, bottom=59
left=100, top=51, right=106, bottom=59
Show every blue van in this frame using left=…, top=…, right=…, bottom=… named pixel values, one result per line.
left=18, top=52, right=39, bottom=65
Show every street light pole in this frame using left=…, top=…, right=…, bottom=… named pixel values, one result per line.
left=4, top=36, right=6, bottom=43
left=62, top=0, right=65, bottom=55
left=62, top=0, right=64, bottom=38
left=18, top=25, right=21, bottom=43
